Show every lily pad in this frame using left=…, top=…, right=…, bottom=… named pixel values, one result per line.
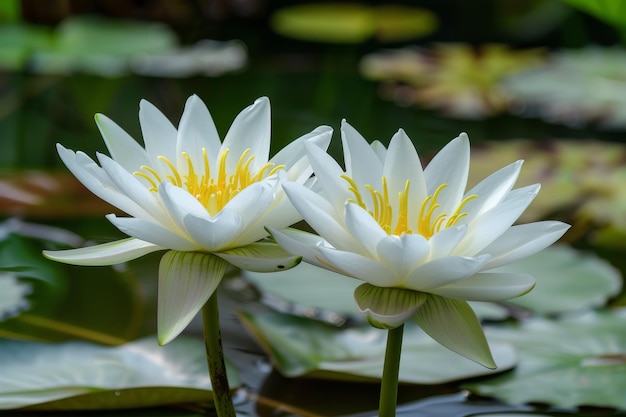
left=271, top=3, right=437, bottom=44
left=239, top=311, right=516, bottom=384
left=465, top=309, right=626, bottom=409
left=492, top=245, right=622, bottom=315
left=0, top=272, right=31, bottom=321
left=0, top=336, right=239, bottom=410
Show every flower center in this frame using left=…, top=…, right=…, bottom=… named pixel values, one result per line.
left=342, top=175, right=477, bottom=238
left=134, top=148, right=284, bottom=216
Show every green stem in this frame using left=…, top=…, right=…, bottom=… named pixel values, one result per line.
left=379, top=324, right=405, bottom=417
left=202, top=292, right=236, bottom=417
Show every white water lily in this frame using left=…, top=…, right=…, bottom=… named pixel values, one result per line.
left=44, top=95, right=332, bottom=344
left=270, top=122, right=569, bottom=368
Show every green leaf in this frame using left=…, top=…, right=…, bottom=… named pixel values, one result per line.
left=239, top=311, right=516, bottom=384
left=560, top=0, right=626, bottom=31
left=491, top=245, right=622, bottom=314
left=354, top=284, right=427, bottom=329
left=0, top=336, right=239, bottom=410
left=465, top=308, right=626, bottom=409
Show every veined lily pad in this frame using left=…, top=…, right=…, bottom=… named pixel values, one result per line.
left=465, top=309, right=626, bottom=409
left=0, top=336, right=239, bottom=410
left=491, top=245, right=622, bottom=314
left=239, top=311, right=516, bottom=384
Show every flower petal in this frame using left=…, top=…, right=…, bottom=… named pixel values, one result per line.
left=429, top=272, right=535, bottom=301
left=414, top=295, right=496, bottom=369
left=176, top=95, right=221, bottom=176
left=344, top=202, right=387, bottom=258
left=376, top=234, right=430, bottom=277
left=482, top=221, right=571, bottom=269
left=95, top=113, right=150, bottom=173
left=139, top=99, right=178, bottom=164
left=158, top=181, right=211, bottom=231
left=428, top=225, right=467, bottom=259
left=216, top=240, right=302, bottom=272
left=282, top=182, right=357, bottom=251
left=341, top=120, right=384, bottom=187
left=106, top=214, right=198, bottom=251
left=455, top=184, right=541, bottom=255
left=270, top=125, right=333, bottom=183
left=354, top=283, right=428, bottom=329
left=43, top=238, right=164, bottom=266
left=303, top=140, right=350, bottom=210
left=405, top=254, right=491, bottom=291
left=384, top=129, right=427, bottom=217
left=183, top=210, right=243, bottom=251
left=463, top=160, right=523, bottom=222
left=317, top=245, right=396, bottom=287
left=424, top=133, right=470, bottom=214
left=221, top=97, right=271, bottom=172
left=157, top=251, right=229, bottom=344
left=267, top=227, right=327, bottom=268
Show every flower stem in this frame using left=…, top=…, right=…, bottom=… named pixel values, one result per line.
left=379, top=324, right=405, bottom=417
left=202, top=292, right=236, bottom=417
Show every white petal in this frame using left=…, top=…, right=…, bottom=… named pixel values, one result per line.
left=405, top=254, right=491, bottom=291
left=268, top=227, right=327, bottom=269
left=354, top=284, right=427, bottom=329
left=455, top=184, right=541, bottom=255
left=158, top=182, right=211, bottom=231
left=97, top=152, right=167, bottom=223
left=270, top=126, right=333, bottom=186
left=317, top=245, right=396, bottom=287
left=94, top=113, right=150, bottom=173
left=283, top=182, right=358, bottom=251
left=56, top=145, right=153, bottom=220
left=216, top=240, right=301, bottom=272
left=183, top=210, right=243, bottom=251
left=139, top=99, right=178, bottom=164
left=424, top=133, right=470, bottom=214
left=106, top=214, right=198, bottom=251
left=428, top=225, right=467, bottom=259
left=429, top=272, right=535, bottom=301
left=221, top=97, right=271, bottom=172
left=43, top=238, right=164, bottom=266
left=414, top=296, right=496, bottom=369
left=344, top=203, right=387, bottom=258
left=376, top=234, right=430, bottom=277
left=176, top=95, right=221, bottom=177
left=341, top=120, right=383, bottom=186
left=158, top=251, right=228, bottom=344
left=384, top=129, right=427, bottom=219
left=303, top=140, right=350, bottom=210
left=370, top=140, right=387, bottom=162
left=482, top=221, right=570, bottom=269
left=463, top=160, right=523, bottom=222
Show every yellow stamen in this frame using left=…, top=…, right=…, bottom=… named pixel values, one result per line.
left=343, top=176, right=476, bottom=239
left=133, top=147, right=285, bottom=216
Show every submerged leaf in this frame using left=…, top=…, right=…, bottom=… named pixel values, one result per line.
left=0, top=336, right=239, bottom=410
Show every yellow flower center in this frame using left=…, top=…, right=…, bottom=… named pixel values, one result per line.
left=342, top=175, right=477, bottom=238
left=134, top=148, right=284, bottom=216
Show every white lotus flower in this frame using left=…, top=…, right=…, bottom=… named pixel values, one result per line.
left=270, top=121, right=569, bottom=368
left=44, top=95, right=332, bottom=344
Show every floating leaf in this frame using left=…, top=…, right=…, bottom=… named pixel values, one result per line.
left=0, top=336, right=239, bottom=410
left=465, top=309, right=626, bottom=409
left=492, top=245, right=622, bottom=314
left=271, top=3, right=436, bottom=44
left=239, top=311, right=516, bottom=384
